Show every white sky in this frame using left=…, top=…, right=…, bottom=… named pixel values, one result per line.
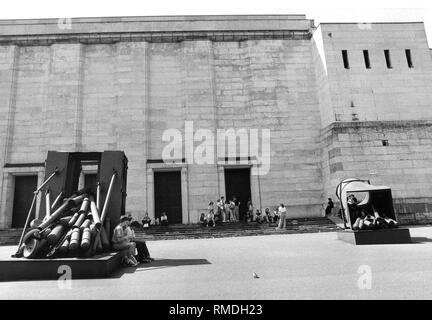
left=1, top=0, right=431, bottom=46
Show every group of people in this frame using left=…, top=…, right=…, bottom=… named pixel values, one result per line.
left=347, top=194, right=398, bottom=230
left=199, top=196, right=288, bottom=231
left=200, top=196, right=240, bottom=227
left=140, top=211, right=169, bottom=228
left=112, top=214, right=155, bottom=266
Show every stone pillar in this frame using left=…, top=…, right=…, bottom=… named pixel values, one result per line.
left=112, top=41, right=149, bottom=221
left=44, top=43, right=84, bottom=151
left=181, top=167, right=189, bottom=223
left=182, top=40, right=219, bottom=222
left=0, top=45, right=19, bottom=228
left=146, top=168, right=154, bottom=221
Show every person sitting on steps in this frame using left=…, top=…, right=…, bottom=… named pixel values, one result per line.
left=199, top=212, right=207, bottom=227
left=160, top=212, right=169, bottom=226
left=125, top=216, right=154, bottom=263
left=207, top=201, right=215, bottom=227
left=263, top=208, right=272, bottom=223
left=254, top=209, right=263, bottom=223
left=142, top=212, right=152, bottom=228
left=112, top=215, right=139, bottom=267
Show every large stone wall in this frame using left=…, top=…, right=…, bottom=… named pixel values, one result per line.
left=1, top=17, right=432, bottom=227
left=0, top=36, right=324, bottom=226
left=213, top=39, right=323, bottom=217
left=316, top=23, right=432, bottom=222
left=321, top=121, right=432, bottom=222
left=318, top=23, right=432, bottom=124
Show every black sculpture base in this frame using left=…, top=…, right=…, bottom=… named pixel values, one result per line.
left=0, top=251, right=123, bottom=282
left=337, top=228, right=412, bottom=245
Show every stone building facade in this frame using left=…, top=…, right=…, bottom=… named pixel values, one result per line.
left=0, top=15, right=431, bottom=228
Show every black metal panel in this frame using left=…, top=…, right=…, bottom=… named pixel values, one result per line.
left=337, top=229, right=412, bottom=245
left=44, top=151, right=70, bottom=196
left=99, top=151, right=128, bottom=230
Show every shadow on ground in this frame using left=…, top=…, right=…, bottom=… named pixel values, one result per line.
left=411, top=237, right=432, bottom=243
left=111, top=258, right=211, bottom=278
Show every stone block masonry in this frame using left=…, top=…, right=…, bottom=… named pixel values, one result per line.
left=0, top=16, right=432, bottom=227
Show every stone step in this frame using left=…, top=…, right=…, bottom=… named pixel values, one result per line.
left=134, top=218, right=341, bottom=240
left=0, top=218, right=341, bottom=244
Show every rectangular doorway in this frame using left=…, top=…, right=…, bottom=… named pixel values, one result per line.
left=12, top=175, right=38, bottom=228
left=154, top=171, right=182, bottom=224
left=224, top=168, right=251, bottom=222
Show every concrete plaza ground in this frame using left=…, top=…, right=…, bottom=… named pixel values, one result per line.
left=1, top=227, right=432, bottom=300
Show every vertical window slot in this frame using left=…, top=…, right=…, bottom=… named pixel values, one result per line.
left=342, top=50, right=350, bottom=69
left=384, top=50, right=392, bottom=69
left=363, top=50, right=371, bottom=69
left=405, top=49, right=414, bottom=68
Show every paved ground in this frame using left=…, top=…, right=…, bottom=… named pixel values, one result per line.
left=1, top=227, right=432, bottom=299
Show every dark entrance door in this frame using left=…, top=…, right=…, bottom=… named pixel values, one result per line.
left=12, top=175, right=38, bottom=228
left=154, top=171, right=182, bottom=224
left=224, top=168, right=251, bottom=222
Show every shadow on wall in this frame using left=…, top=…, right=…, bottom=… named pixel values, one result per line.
left=112, top=258, right=211, bottom=278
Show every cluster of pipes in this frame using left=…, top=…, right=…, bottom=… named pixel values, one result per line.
left=14, top=169, right=117, bottom=259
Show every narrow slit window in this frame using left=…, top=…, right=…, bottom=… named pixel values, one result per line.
left=363, top=50, right=371, bottom=69
left=405, top=49, right=414, bottom=68
left=384, top=50, right=392, bottom=69
left=342, top=50, right=349, bottom=69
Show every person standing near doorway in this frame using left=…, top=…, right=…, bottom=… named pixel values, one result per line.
left=219, top=196, right=226, bottom=222
left=325, top=198, right=334, bottom=216
left=246, top=199, right=253, bottom=223
left=233, top=196, right=240, bottom=222
left=228, top=199, right=235, bottom=222
left=224, top=198, right=231, bottom=222
left=276, top=203, right=287, bottom=230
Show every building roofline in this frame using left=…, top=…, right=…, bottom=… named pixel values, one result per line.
left=0, top=14, right=315, bottom=44
left=0, top=14, right=309, bottom=25
left=317, top=21, right=424, bottom=27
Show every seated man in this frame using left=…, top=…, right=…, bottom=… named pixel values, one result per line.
left=199, top=212, right=207, bottom=226
left=126, top=216, right=154, bottom=263
left=254, top=209, right=263, bottom=223
left=207, top=202, right=215, bottom=227
left=348, top=194, right=362, bottom=230
left=160, top=212, right=169, bottom=226
left=142, top=212, right=152, bottom=228
left=273, top=210, right=280, bottom=223
left=347, top=194, right=359, bottom=220
left=263, top=208, right=272, bottom=223
left=112, top=215, right=138, bottom=266
left=214, top=211, right=222, bottom=225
